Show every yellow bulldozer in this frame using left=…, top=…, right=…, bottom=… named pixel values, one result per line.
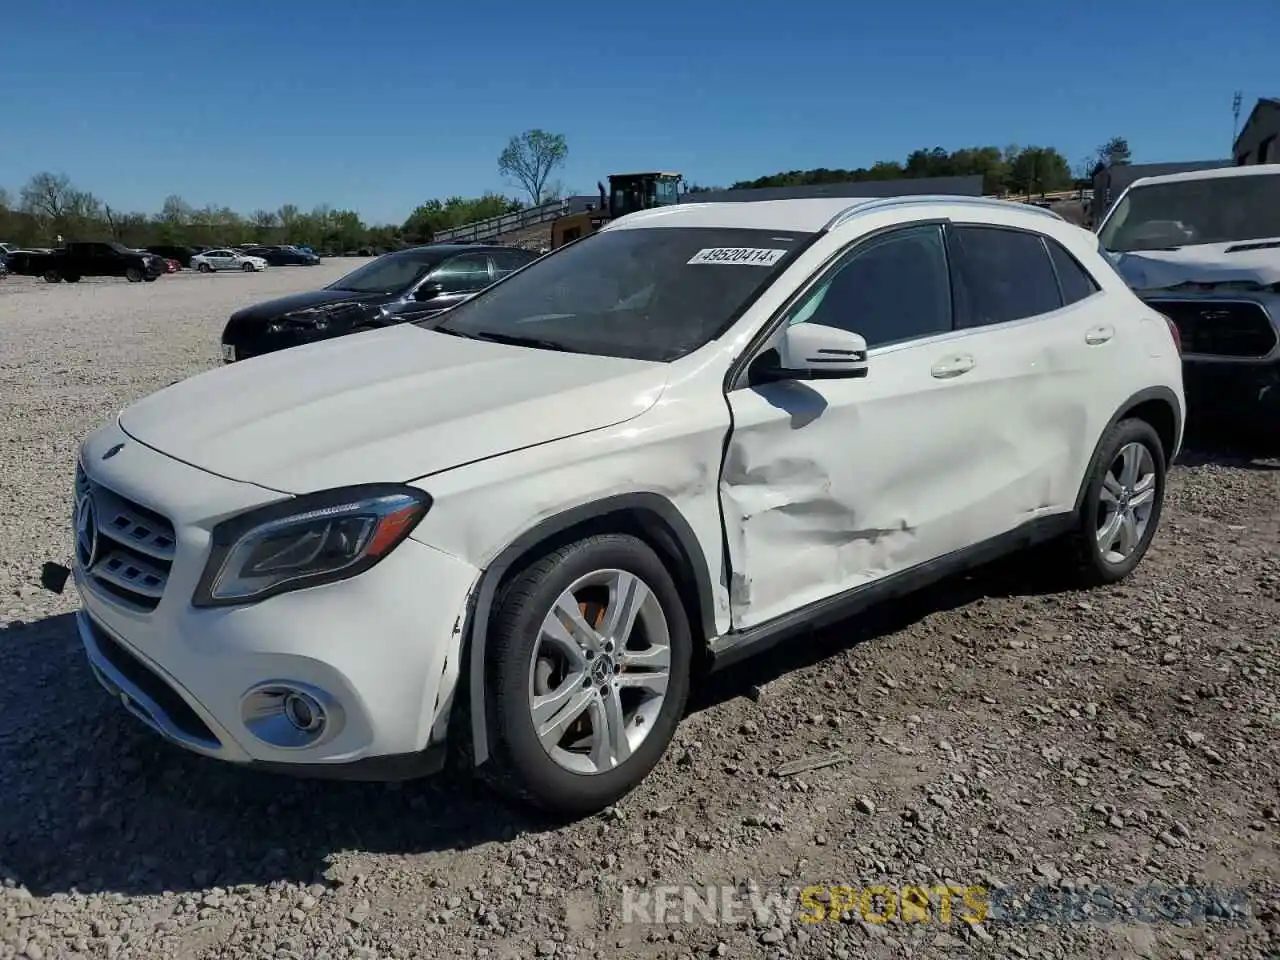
left=549, top=172, right=683, bottom=249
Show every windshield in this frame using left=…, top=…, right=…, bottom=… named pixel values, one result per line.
left=328, top=250, right=445, bottom=294
left=426, top=226, right=812, bottom=362
left=1099, top=172, right=1280, bottom=252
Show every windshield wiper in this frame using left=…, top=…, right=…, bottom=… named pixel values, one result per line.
left=458, top=330, right=573, bottom=352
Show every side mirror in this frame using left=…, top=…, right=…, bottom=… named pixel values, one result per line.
left=415, top=281, right=444, bottom=301
left=755, top=323, right=869, bottom=382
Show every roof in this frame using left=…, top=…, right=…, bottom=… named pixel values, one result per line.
left=608, top=172, right=682, bottom=180
left=605, top=195, right=1067, bottom=234
left=1127, top=162, right=1280, bottom=189
left=688, top=175, right=985, bottom=203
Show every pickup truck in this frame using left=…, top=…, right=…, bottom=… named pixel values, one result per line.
left=8, top=241, right=168, bottom=283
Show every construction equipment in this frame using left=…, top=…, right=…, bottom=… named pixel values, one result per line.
left=549, top=172, right=683, bottom=248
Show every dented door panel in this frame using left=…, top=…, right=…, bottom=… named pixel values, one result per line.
left=720, top=339, right=999, bottom=629
left=719, top=308, right=1099, bottom=630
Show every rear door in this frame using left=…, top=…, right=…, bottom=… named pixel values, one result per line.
left=944, top=223, right=1107, bottom=523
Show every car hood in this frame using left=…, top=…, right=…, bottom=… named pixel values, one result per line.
left=1106, top=238, right=1280, bottom=293
left=118, top=325, right=669, bottom=493
left=228, top=288, right=391, bottom=322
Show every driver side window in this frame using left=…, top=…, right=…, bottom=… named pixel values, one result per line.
left=784, top=224, right=953, bottom=349
left=431, top=253, right=493, bottom=294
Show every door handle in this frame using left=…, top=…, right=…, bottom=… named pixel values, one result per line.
left=1085, top=324, right=1115, bottom=345
left=931, top=353, right=976, bottom=378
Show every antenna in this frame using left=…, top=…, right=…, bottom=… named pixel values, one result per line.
left=1232, top=90, right=1243, bottom=146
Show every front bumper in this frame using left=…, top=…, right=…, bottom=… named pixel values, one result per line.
left=72, top=421, right=480, bottom=776
left=1183, top=360, right=1280, bottom=424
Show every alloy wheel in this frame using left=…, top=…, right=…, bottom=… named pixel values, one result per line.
left=526, top=568, right=671, bottom=775
left=1096, top=441, right=1157, bottom=563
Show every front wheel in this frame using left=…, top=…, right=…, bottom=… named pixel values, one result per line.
left=1056, top=418, right=1167, bottom=586
left=242, top=262, right=255, bottom=272
left=482, top=534, right=692, bottom=815
left=43, top=270, right=61, bottom=283
left=125, top=267, right=143, bottom=282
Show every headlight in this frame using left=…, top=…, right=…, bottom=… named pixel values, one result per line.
left=192, top=484, right=431, bottom=607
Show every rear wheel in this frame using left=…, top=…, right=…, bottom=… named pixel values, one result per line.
left=1054, top=418, right=1167, bottom=586
left=125, top=267, right=143, bottom=283
left=43, top=270, right=61, bottom=283
left=481, top=534, right=692, bottom=815
left=197, top=263, right=212, bottom=274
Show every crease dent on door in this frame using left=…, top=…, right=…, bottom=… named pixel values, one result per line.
left=719, top=437, right=917, bottom=624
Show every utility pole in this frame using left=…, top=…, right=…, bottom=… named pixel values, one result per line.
left=1232, top=91, right=1243, bottom=148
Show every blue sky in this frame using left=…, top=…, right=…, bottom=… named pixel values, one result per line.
left=1, top=0, right=1273, bottom=225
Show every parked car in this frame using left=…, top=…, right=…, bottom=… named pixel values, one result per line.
left=220, top=243, right=537, bottom=361
left=146, top=245, right=199, bottom=268
left=1097, top=163, right=1280, bottom=428
left=191, top=248, right=269, bottom=274
left=241, top=244, right=321, bottom=267
left=65, top=195, right=1183, bottom=815
left=8, top=241, right=166, bottom=282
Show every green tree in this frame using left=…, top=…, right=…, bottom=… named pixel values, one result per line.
left=498, top=129, right=568, bottom=205
left=1096, top=137, right=1132, bottom=167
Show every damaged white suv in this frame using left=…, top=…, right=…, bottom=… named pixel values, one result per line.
left=69, top=195, right=1184, bottom=814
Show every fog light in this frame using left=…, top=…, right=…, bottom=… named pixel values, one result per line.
left=241, top=681, right=343, bottom=749
left=283, top=691, right=323, bottom=732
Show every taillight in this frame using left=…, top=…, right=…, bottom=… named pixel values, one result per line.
left=1160, top=313, right=1181, bottom=355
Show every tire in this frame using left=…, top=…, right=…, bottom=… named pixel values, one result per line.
left=1054, top=418, right=1167, bottom=586
left=481, top=533, right=693, bottom=816
left=242, top=262, right=254, bottom=272
left=197, top=263, right=212, bottom=274
left=43, top=270, right=61, bottom=283
left=125, top=267, right=143, bottom=283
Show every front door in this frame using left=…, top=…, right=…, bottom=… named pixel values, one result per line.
left=720, top=222, right=998, bottom=630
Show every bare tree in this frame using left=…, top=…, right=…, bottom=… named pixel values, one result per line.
left=498, top=130, right=568, bottom=205
left=20, top=172, right=74, bottom=220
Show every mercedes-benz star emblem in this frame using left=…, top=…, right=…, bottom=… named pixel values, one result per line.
left=75, top=495, right=99, bottom=570
left=102, top=443, right=124, bottom=460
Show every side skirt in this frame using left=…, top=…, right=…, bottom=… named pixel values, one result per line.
left=707, top=513, right=1075, bottom=672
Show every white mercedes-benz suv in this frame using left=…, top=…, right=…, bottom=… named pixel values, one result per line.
left=69, top=195, right=1184, bottom=814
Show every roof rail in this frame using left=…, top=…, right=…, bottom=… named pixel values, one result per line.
left=824, top=194, right=1066, bottom=231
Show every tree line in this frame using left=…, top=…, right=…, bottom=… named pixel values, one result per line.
left=693, top=137, right=1133, bottom=198
left=0, top=133, right=1131, bottom=251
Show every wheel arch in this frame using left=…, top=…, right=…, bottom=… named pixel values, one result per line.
left=460, top=493, right=717, bottom=767
left=1072, top=385, right=1182, bottom=514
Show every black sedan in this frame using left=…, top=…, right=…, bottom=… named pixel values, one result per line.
left=242, top=245, right=322, bottom=266
left=220, top=243, right=539, bottom=361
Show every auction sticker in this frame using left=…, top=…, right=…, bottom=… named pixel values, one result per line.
left=687, top=247, right=787, bottom=266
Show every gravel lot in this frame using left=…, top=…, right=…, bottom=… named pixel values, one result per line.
left=1, top=267, right=1277, bottom=960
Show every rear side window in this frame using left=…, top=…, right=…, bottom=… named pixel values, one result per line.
left=952, top=226, right=1062, bottom=327
left=1046, top=239, right=1101, bottom=305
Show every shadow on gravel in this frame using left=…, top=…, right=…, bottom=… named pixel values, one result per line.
left=1179, top=422, right=1280, bottom=467
left=688, top=549, right=1066, bottom=717
left=0, top=613, right=546, bottom=899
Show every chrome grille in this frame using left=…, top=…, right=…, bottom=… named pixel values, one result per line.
left=75, top=461, right=176, bottom=611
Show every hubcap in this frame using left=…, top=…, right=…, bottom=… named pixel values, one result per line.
left=527, top=568, right=671, bottom=775
left=1096, top=441, right=1157, bottom=564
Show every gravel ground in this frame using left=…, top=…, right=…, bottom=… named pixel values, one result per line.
left=0, top=268, right=1277, bottom=960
